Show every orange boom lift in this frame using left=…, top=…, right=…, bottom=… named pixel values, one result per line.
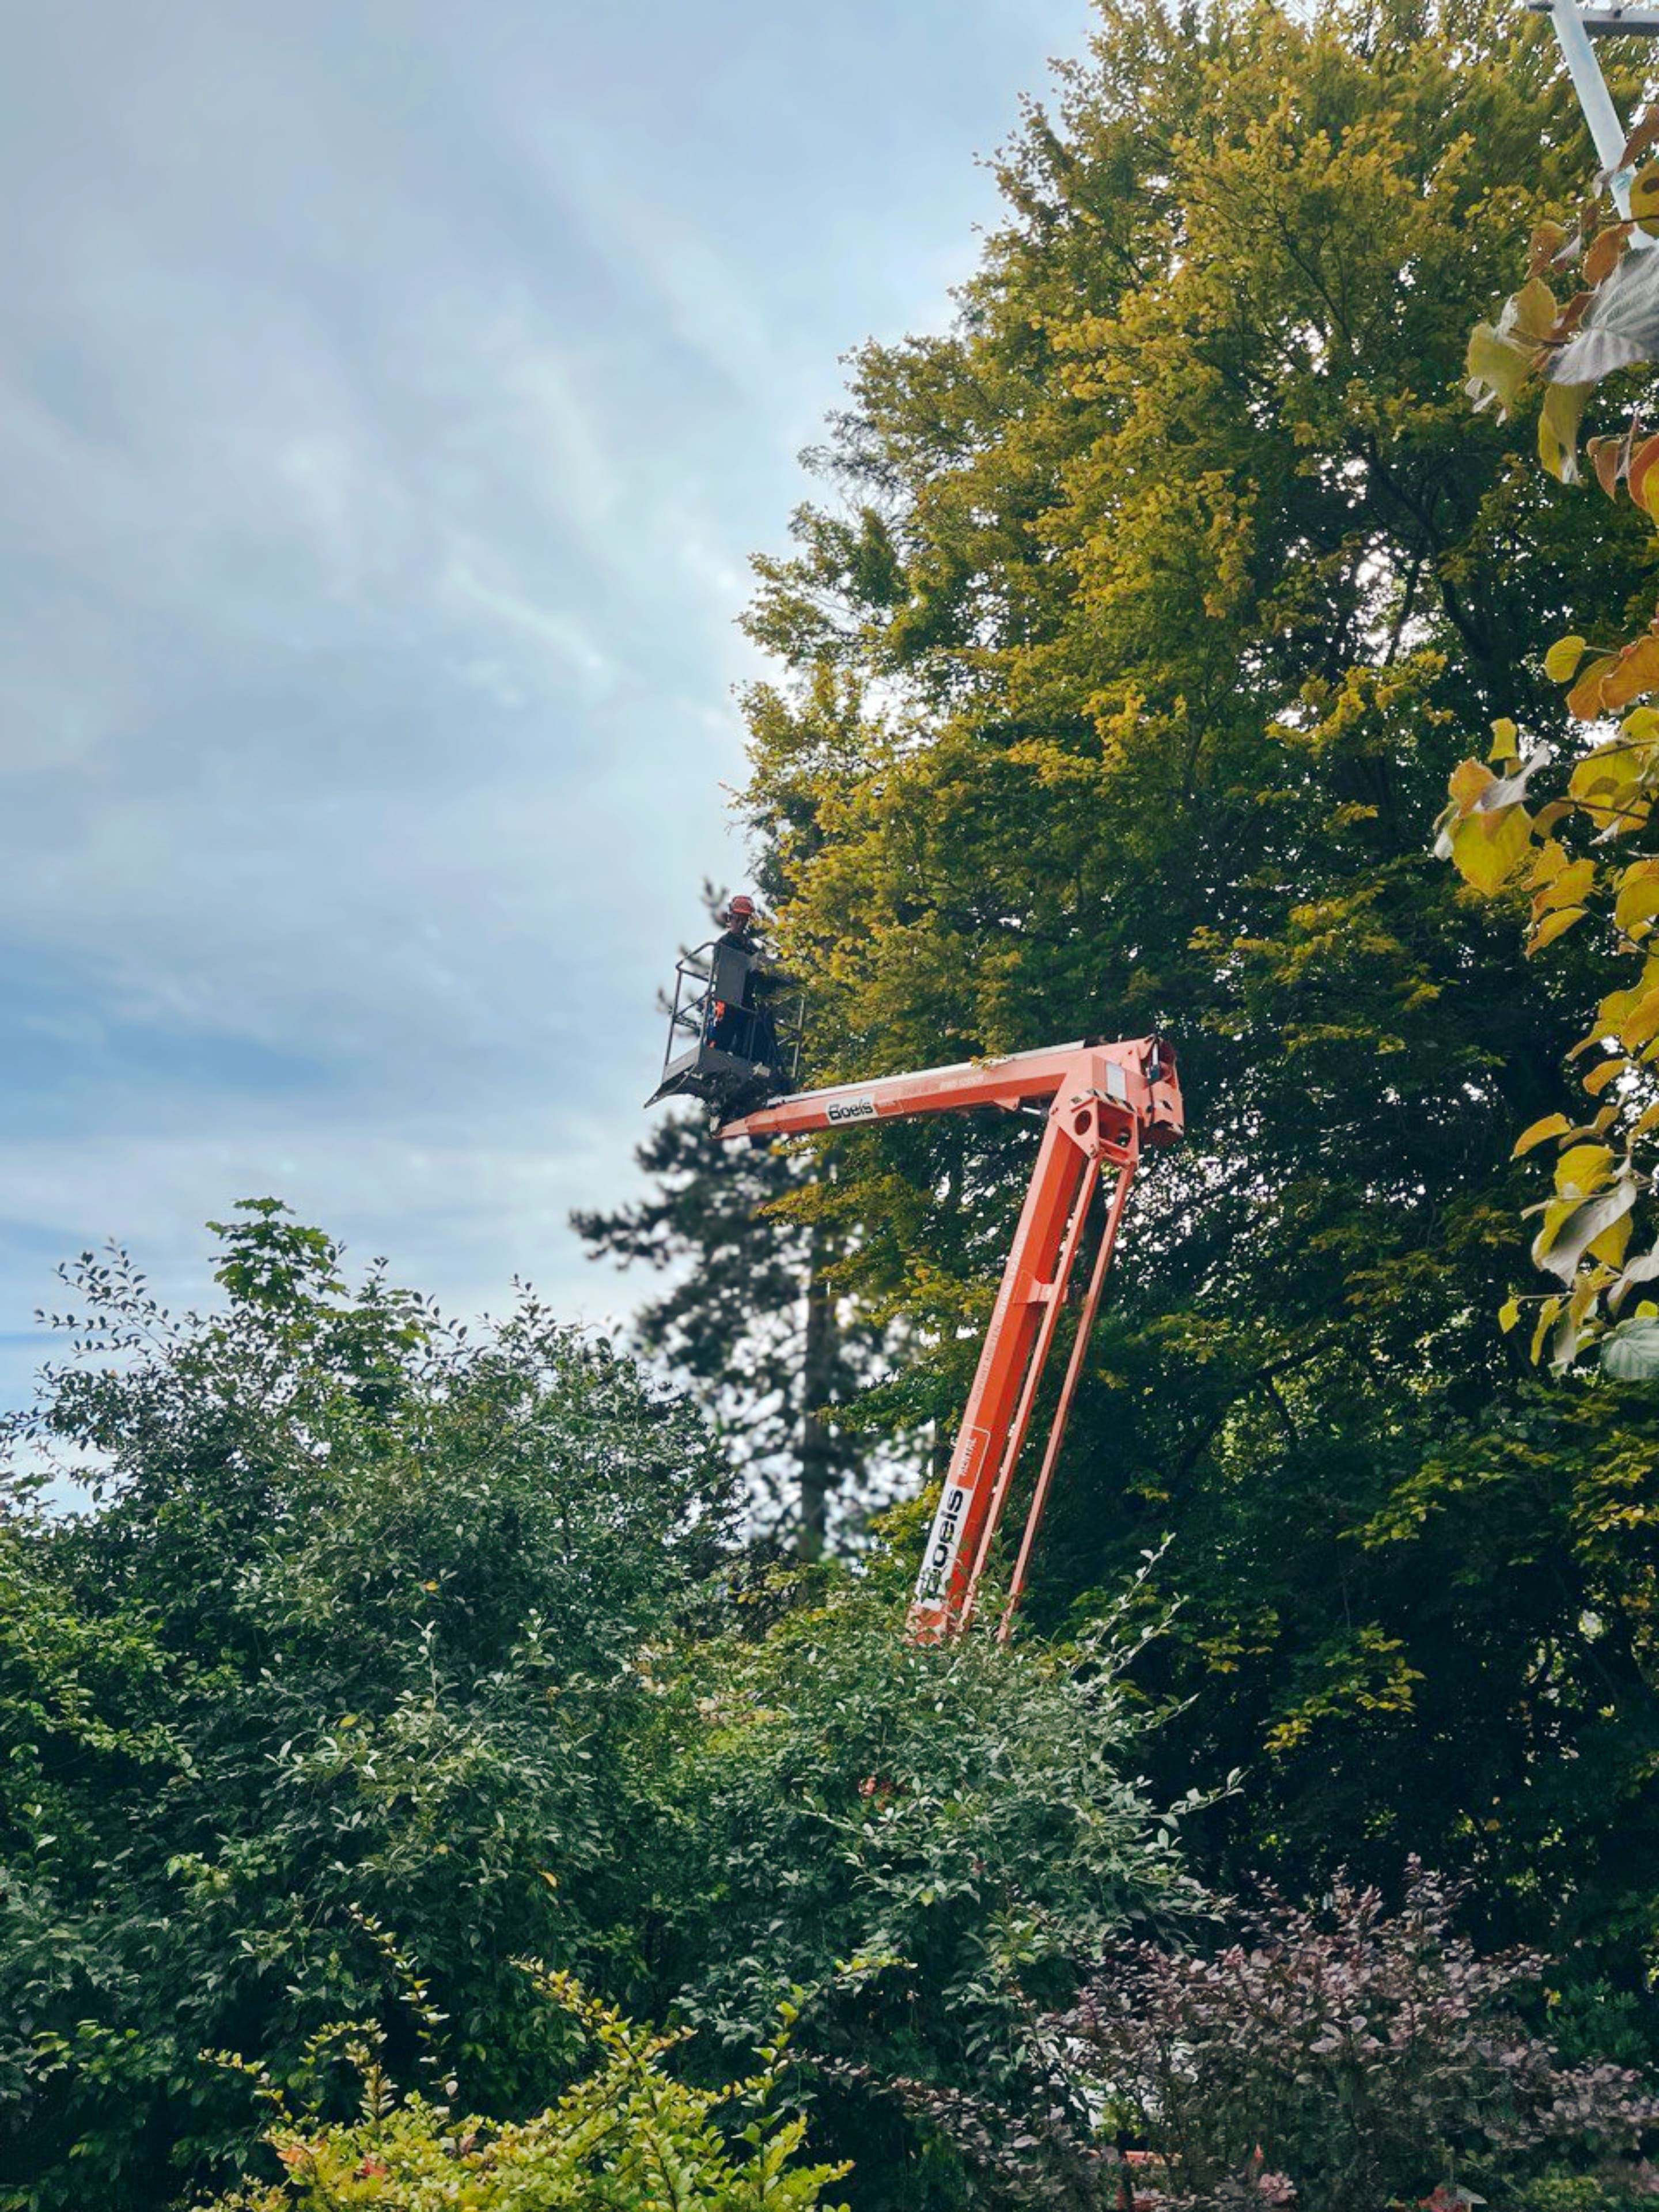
left=714, top=1037, right=1183, bottom=1641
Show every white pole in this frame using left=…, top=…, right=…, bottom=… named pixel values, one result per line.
left=1543, top=0, right=1643, bottom=219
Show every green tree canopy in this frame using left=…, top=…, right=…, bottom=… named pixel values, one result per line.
left=723, top=0, right=1659, bottom=2001
left=0, top=1210, right=1192, bottom=2211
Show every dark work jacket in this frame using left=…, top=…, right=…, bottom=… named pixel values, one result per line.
left=715, top=927, right=795, bottom=1001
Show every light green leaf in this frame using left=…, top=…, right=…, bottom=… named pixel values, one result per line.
left=1601, top=1316, right=1659, bottom=1380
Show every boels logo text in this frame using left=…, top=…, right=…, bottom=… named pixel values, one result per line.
left=915, top=1484, right=968, bottom=1603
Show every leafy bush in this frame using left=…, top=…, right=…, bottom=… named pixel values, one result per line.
left=198, top=1972, right=849, bottom=2211
left=1029, top=1866, right=1659, bottom=2211
left=653, top=1556, right=1214, bottom=2206
left=1525, top=2172, right=1659, bottom=2212
left=0, top=1206, right=734, bottom=2210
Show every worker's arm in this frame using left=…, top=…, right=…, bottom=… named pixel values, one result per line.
left=748, top=963, right=799, bottom=997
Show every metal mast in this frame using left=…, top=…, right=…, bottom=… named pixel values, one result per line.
left=1529, top=0, right=1658, bottom=224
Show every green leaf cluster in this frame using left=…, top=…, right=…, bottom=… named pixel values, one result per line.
left=196, top=1976, right=849, bottom=2212
left=653, top=1562, right=1209, bottom=2123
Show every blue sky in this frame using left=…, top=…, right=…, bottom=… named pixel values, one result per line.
left=0, top=0, right=1093, bottom=1401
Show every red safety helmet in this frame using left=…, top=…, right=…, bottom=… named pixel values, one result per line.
left=727, top=893, right=756, bottom=918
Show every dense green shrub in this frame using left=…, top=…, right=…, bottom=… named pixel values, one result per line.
left=0, top=1205, right=734, bottom=2210
left=0, top=1211, right=1194, bottom=2212
left=652, top=1553, right=1214, bottom=2206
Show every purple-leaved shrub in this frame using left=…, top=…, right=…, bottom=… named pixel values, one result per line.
left=1056, top=1865, right=1658, bottom=2211
left=857, top=1867, right=1658, bottom=2211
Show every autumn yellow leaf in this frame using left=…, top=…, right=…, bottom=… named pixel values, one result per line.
left=1555, top=1142, right=1615, bottom=1197
left=1583, top=1056, right=1628, bottom=1096
left=1543, top=635, right=1587, bottom=682
left=1582, top=983, right=1645, bottom=1052
left=1584, top=224, right=1630, bottom=286
left=1602, top=634, right=1659, bottom=709
left=1465, top=321, right=1536, bottom=416
left=1569, top=745, right=1641, bottom=831
left=1531, top=1294, right=1563, bottom=1362
left=1614, top=859, right=1659, bottom=933
left=1590, top=1210, right=1635, bottom=1268
left=1533, top=855, right=1595, bottom=914
left=1567, top=654, right=1620, bottom=719
left=1512, top=1113, right=1572, bottom=1157
left=1448, top=756, right=1495, bottom=814
left=1448, top=804, right=1532, bottom=895
left=1528, top=838, right=1569, bottom=889
left=1528, top=905, right=1586, bottom=954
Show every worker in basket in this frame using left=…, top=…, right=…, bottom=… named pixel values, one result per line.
left=647, top=892, right=802, bottom=1115
left=707, top=895, right=777, bottom=1063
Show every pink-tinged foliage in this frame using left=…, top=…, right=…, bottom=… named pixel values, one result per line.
left=852, top=1866, right=1658, bottom=2210
left=1053, top=1865, right=1658, bottom=2211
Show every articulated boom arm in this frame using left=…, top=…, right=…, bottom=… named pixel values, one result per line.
left=717, top=1037, right=1183, bottom=1640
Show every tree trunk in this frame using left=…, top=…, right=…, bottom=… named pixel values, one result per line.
left=798, top=1220, right=837, bottom=1559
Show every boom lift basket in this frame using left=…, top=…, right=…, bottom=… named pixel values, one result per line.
left=646, top=941, right=804, bottom=1116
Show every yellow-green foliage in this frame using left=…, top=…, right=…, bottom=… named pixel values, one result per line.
left=1450, top=123, right=1659, bottom=1376
left=199, top=1976, right=848, bottom=2212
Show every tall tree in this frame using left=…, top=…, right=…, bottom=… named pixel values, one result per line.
left=573, top=1112, right=881, bottom=1553
left=728, top=0, right=1659, bottom=2014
